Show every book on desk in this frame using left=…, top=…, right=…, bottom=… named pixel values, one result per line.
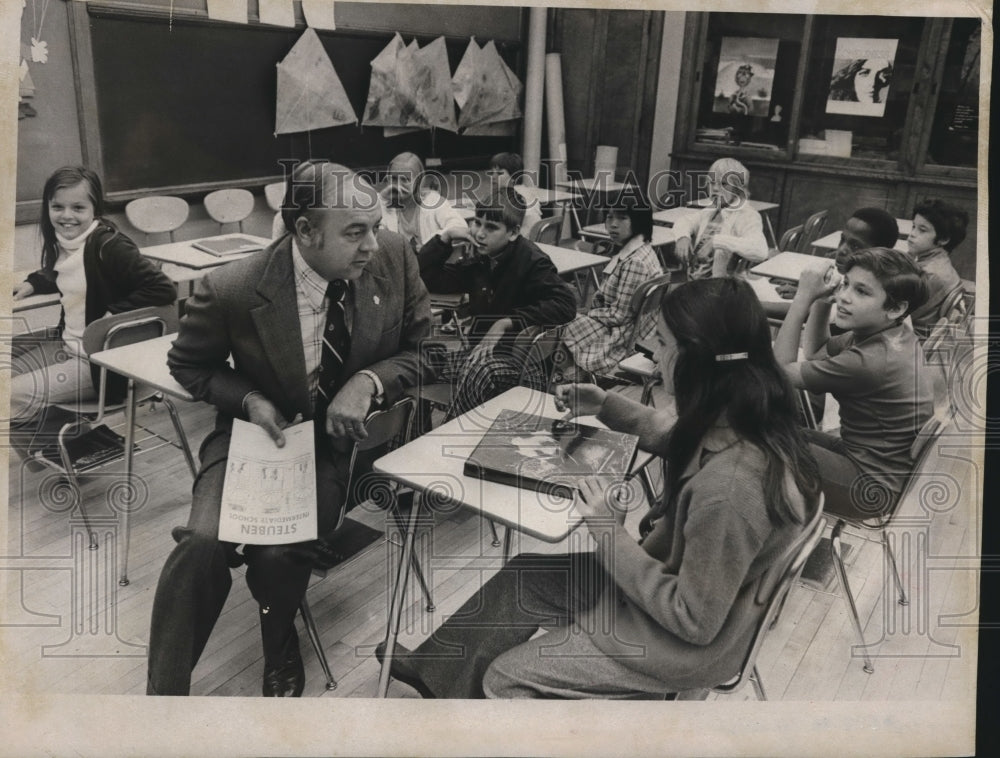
left=464, top=409, right=639, bottom=500
left=191, top=235, right=265, bottom=257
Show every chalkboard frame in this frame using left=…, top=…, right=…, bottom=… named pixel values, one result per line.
left=69, top=1, right=525, bottom=203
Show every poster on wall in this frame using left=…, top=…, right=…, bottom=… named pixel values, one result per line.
left=826, top=37, right=898, bottom=117
left=712, top=36, right=779, bottom=117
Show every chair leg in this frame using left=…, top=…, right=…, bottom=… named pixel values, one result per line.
left=502, top=526, right=514, bottom=564
left=299, top=596, right=337, bottom=691
left=162, top=397, right=197, bottom=478
left=488, top=519, right=502, bottom=548
left=881, top=530, right=909, bottom=606
left=389, top=492, right=435, bottom=613
left=830, top=520, right=874, bottom=674
left=749, top=666, right=767, bottom=701
left=57, top=421, right=98, bottom=551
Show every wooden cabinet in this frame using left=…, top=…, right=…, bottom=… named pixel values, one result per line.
left=670, top=12, right=980, bottom=281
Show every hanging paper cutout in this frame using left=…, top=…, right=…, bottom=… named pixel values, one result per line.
left=453, top=38, right=522, bottom=133
left=30, top=36, right=47, bottom=63
left=259, top=0, right=295, bottom=28
left=362, top=34, right=458, bottom=133
left=302, top=0, right=337, bottom=30
left=275, top=27, right=357, bottom=135
left=206, top=0, right=249, bottom=25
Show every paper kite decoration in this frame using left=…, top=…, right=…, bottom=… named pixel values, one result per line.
left=453, top=38, right=523, bottom=134
left=362, top=34, right=458, bottom=133
left=275, top=28, right=357, bottom=135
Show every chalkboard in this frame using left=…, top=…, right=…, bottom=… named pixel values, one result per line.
left=88, top=8, right=522, bottom=193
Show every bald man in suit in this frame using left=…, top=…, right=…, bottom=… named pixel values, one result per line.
left=147, top=162, right=431, bottom=696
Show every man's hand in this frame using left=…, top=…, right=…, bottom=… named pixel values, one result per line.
left=13, top=282, right=34, bottom=300
left=245, top=393, right=300, bottom=448
left=552, top=383, right=607, bottom=419
left=576, top=475, right=628, bottom=526
left=325, top=373, right=376, bottom=442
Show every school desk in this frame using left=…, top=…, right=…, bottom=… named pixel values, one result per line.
left=554, top=177, right=630, bottom=231
left=578, top=223, right=677, bottom=248
left=87, top=333, right=197, bottom=587
left=749, top=251, right=834, bottom=283
left=536, top=241, right=610, bottom=295
left=141, top=233, right=272, bottom=270
left=371, top=385, right=657, bottom=697
left=617, top=352, right=660, bottom=406
left=652, top=207, right=701, bottom=226
left=810, top=231, right=909, bottom=253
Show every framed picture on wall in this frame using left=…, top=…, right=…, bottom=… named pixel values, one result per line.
left=711, top=36, right=780, bottom=117
left=825, top=37, right=898, bottom=117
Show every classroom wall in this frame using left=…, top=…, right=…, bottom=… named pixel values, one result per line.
left=16, top=0, right=82, bottom=202
left=648, top=12, right=686, bottom=180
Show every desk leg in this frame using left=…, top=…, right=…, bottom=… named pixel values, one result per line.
left=377, top=492, right=422, bottom=697
left=763, top=212, right=778, bottom=249
left=119, top=379, right=137, bottom=587
left=502, top=527, right=514, bottom=565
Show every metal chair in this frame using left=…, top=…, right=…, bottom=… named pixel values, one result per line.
left=203, top=188, right=255, bottom=233
left=36, top=305, right=196, bottom=550
left=298, top=396, right=434, bottom=691
left=797, top=210, right=829, bottom=253
left=828, top=411, right=949, bottom=673
left=777, top=224, right=803, bottom=253
left=125, top=196, right=190, bottom=243
left=530, top=214, right=565, bottom=246
left=264, top=181, right=285, bottom=212
left=704, top=500, right=826, bottom=700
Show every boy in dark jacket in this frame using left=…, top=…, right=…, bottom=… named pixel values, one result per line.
left=418, top=186, right=577, bottom=415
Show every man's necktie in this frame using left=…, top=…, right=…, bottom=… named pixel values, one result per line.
left=315, top=279, right=350, bottom=420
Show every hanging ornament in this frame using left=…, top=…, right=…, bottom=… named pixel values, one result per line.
left=30, top=37, right=48, bottom=63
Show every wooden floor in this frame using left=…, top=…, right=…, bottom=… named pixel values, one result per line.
left=2, top=387, right=981, bottom=702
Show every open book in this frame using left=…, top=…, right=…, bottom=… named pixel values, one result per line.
left=464, top=410, right=639, bottom=500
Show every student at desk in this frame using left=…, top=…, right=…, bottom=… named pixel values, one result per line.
left=773, top=247, right=932, bottom=520
left=378, top=277, right=821, bottom=699
left=903, top=199, right=968, bottom=339
left=556, top=194, right=663, bottom=382
left=672, top=158, right=767, bottom=280
left=418, top=185, right=577, bottom=416
left=10, top=166, right=176, bottom=442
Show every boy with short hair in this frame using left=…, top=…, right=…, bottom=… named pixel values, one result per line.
left=773, top=247, right=933, bottom=520
left=419, top=185, right=576, bottom=415
left=905, top=199, right=968, bottom=338
left=487, top=152, right=543, bottom=240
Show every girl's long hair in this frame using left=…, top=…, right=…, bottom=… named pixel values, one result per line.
left=40, top=166, right=106, bottom=270
left=660, top=277, right=821, bottom=525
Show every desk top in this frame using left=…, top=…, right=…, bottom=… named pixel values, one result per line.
left=89, top=333, right=192, bottom=402
left=686, top=198, right=779, bottom=213
left=750, top=252, right=833, bottom=283
left=618, top=352, right=658, bottom=378
left=652, top=207, right=700, bottom=226
left=12, top=292, right=61, bottom=313
left=375, top=387, right=595, bottom=542
left=811, top=230, right=909, bottom=252
left=556, top=177, right=628, bottom=193
left=142, top=233, right=271, bottom=270
left=579, top=224, right=676, bottom=247
left=516, top=186, right=582, bottom=205
left=535, top=243, right=610, bottom=276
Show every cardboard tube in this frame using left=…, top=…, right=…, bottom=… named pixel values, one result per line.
left=545, top=53, right=568, bottom=186
left=521, top=8, right=546, bottom=185
left=594, top=145, right=618, bottom=181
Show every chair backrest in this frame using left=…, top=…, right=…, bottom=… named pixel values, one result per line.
left=530, top=214, right=564, bottom=246
left=264, top=181, right=286, bottom=212
left=796, top=210, right=829, bottom=252
left=778, top=224, right=803, bottom=253
left=512, top=325, right=566, bottom=389
left=125, top=196, right=190, bottom=241
left=713, top=499, right=827, bottom=695
left=204, top=188, right=255, bottom=232
left=80, top=304, right=179, bottom=414
left=628, top=272, right=675, bottom=319
left=343, top=396, right=416, bottom=514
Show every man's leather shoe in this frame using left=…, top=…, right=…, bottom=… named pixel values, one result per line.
left=262, top=645, right=305, bottom=697
left=375, top=641, right=436, bottom=698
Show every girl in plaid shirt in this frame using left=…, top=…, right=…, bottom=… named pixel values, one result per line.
left=559, top=196, right=663, bottom=379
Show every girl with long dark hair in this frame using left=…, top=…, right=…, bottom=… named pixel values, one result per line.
left=376, top=276, right=822, bottom=699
